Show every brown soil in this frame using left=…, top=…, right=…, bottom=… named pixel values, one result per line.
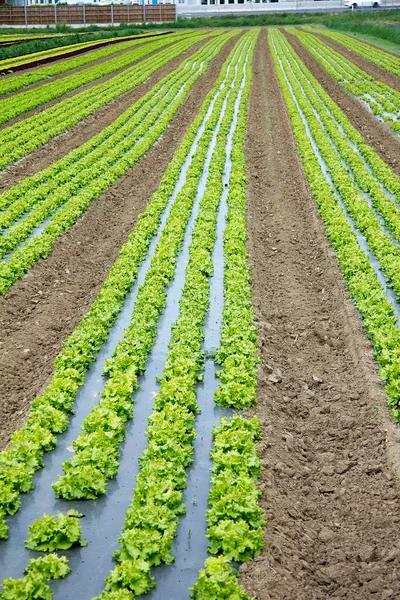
left=310, top=30, right=400, bottom=93
left=284, top=31, right=400, bottom=178
left=0, top=34, right=238, bottom=450
left=241, top=32, right=400, bottom=600
left=0, top=39, right=207, bottom=194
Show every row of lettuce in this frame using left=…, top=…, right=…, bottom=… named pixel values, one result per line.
left=97, top=27, right=261, bottom=599
left=287, top=27, right=400, bottom=135
left=276, top=32, right=400, bottom=245
left=0, top=33, right=170, bottom=96
left=96, top=36, right=256, bottom=595
left=0, top=28, right=236, bottom=538
left=275, top=32, right=400, bottom=303
left=191, top=37, right=263, bottom=596
left=0, top=32, right=166, bottom=73
left=304, top=25, right=400, bottom=78
left=51, top=31, right=245, bottom=503
left=0, top=31, right=208, bottom=172
left=1, top=29, right=263, bottom=599
left=0, top=31, right=237, bottom=296
left=270, top=29, right=400, bottom=420
left=0, top=33, right=190, bottom=125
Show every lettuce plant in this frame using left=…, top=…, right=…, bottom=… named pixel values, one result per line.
left=25, top=510, right=87, bottom=552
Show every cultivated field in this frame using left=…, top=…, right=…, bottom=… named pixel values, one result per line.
left=0, top=23, right=399, bottom=600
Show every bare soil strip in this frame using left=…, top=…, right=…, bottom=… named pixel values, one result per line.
left=0, top=36, right=237, bottom=451
left=0, top=39, right=207, bottom=194
left=311, top=31, right=400, bottom=93
left=240, top=33, right=400, bottom=600
left=285, top=32, right=400, bottom=178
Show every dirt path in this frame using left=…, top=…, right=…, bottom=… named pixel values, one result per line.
left=0, top=39, right=207, bottom=194
left=0, top=35, right=238, bottom=451
left=284, top=31, right=400, bottom=178
left=240, top=32, right=400, bottom=600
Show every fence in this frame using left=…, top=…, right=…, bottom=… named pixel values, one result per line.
left=178, top=0, right=400, bottom=14
left=0, top=4, right=177, bottom=27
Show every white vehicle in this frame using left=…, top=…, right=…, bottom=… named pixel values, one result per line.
left=344, top=0, right=381, bottom=7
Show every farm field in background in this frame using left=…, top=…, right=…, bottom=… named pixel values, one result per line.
left=0, top=22, right=399, bottom=600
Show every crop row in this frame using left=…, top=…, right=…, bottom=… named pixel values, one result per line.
left=0, top=52, right=199, bottom=226
left=0, top=32, right=208, bottom=172
left=0, top=64, right=188, bottom=235
left=1, top=28, right=262, bottom=596
left=214, top=42, right=259, bottom=412
left=0, top=33, right=165, bottom=72
left=0, top=29, right=241, bottom=542
left=0, top=34, right=65, bottom=42
left=51, top=33, right=246, bottom=503
left=277, top=35, right=400, bottom=256
left=0, top=33, right=236, bottom=297
left=279, top=34, right=400, bottom=215
left=287, top=27, right=400, bottom=135
left=0, top=29, right=264, bottom=598
left=0, top=33, right=185, bottom=124
left=0, top=34, right=175, bottom=97
left=304, top=26, right=400, bottom=78
left=93, top=31, right=259, bottom=598
left=270, top=29, right=400, bottom=420
left=191, top=42, right=262, bottom=597
left=276, top=31, right=400, bottom=301
left=0, top=34, right=227, bottom=251
left=0, top=34, right=220, bottom=216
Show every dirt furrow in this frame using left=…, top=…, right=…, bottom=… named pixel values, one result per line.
left=284, top=31, right=400, bottom=178
left=0, top=34, right=238, bottom=451
left=240, top=32, right=400, bottom=600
